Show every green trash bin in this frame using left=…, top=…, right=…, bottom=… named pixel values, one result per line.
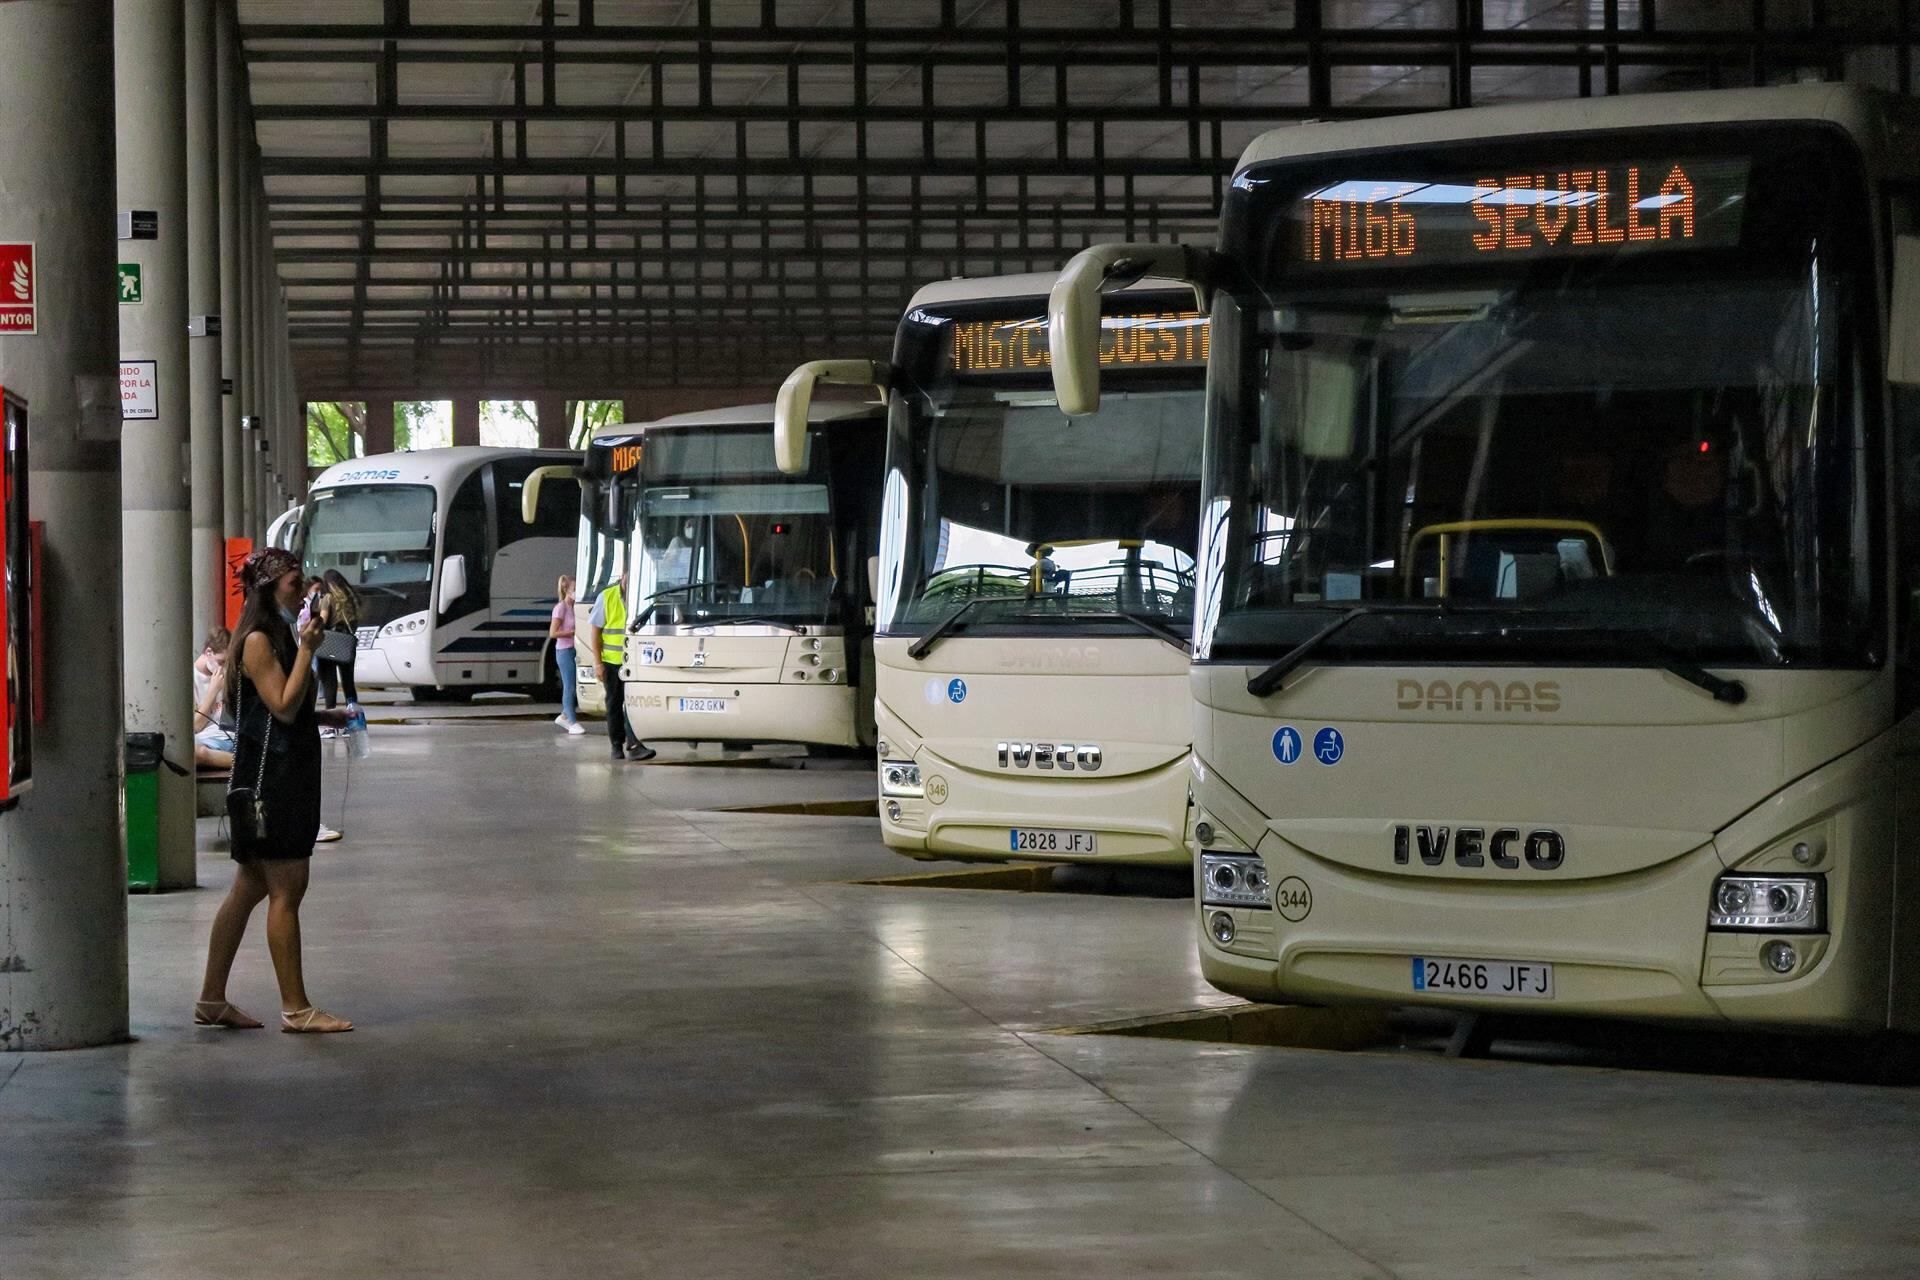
left=125, top=731, right=165, bottom=892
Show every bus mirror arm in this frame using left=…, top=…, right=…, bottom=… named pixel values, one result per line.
left=522, top=464, right=579, bottom=525
left=1891, top=235, right=1920, bottom=386
left=1048, top=242, right=1212, bottom=418
left=775, top=359, right=891, bottom=475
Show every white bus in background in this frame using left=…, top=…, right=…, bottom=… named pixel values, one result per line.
left=780, top=272, right=1208, bottom=865
left=299, top=447, right=580, bottom=701
left=1052, top=84, right=1920, bottom=1031
left=618, top=401, right=888, bottom=752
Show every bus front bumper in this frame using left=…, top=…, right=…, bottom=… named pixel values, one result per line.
left=623, top=678, right=859, bottom=748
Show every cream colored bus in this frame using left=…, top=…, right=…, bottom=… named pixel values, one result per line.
left=617, top=402, right=888, bottom=751
left=1052, top=84, right=1920, bottom=1028
left=782, top=272, right=1208, bottom=865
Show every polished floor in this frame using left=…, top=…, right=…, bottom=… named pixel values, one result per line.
left=4, top=714, right=1920, bottom=1278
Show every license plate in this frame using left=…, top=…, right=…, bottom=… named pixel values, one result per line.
left=356, top=627, right=377, bottom=650
left=1009, top=827, right=1097, bottom=856
left=677, top=697, right=728, bottom=713
left=1411, top=956, right=1554, bottom=999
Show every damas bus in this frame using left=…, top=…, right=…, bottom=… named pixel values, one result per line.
left=524, top=423, right=647, bottom=717
left=300, top=448, right=579, bottom=700
left=781, top=273, right=1208, bottom=865
left=618, top=402, right=886, bottom=751
left=1052, top=84, right=1920, bottom=1029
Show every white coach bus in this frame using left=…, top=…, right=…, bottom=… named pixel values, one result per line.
left=299, top=447, right=579, bottom=700
left=781, top=272, right=1209, bottom=865
left=1052, top=83, right=1920, bottom=1030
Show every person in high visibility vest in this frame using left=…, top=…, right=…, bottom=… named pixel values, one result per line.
left=586, top=570, right=655, bottom=763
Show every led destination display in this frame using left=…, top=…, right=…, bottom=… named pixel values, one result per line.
left=948, top=310, right=1210, bottom=377
left=1294, top=157, right=1750, bottom=269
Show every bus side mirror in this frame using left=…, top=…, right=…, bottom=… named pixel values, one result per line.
left=439, top=554, right=468, bottom=612
left=1049, top=242, right=1209, bottom=417
left=1892, top=235, right=1920, bottom=386
left=521, top=464, right=577, bottom=524
left=774, top=359, right=890, bottom=475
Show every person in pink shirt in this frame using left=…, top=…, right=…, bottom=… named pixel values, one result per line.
left=550, top=574, right=586, bottom=735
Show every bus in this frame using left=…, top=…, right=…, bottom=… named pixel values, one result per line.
left=1050, top=83, right=1920, bottom=1030
left=780, top=273, right=1209, bottom=865
left=299, top=447, right=580, bottom=700
left=616, top=402, right=887, bottom=750
left=266, top=504, right=302, bottom=550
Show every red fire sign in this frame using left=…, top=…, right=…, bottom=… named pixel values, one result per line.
left=0, top=243, right=34, bottom=334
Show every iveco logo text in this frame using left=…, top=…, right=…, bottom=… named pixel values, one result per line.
left=995, top=742, right=1103, bottom=772
left=1396, top=679, right=1561, bottom=713
left=1393, top=825, right=1566, bottom=870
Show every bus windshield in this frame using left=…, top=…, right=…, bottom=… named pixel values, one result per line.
left=883, top=294, right=1206, bottom=636
left=1200, top=125, right=1879, bottom=669
left=578, top=434, right=641, bottom=602
left=302, top=484, right=438, bottom=627
left=633, top=424, right=839, bottom=625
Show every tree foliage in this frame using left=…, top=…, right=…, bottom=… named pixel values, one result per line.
left=569, top=400, right=625, bottom=449
left=307, top=402, right=363, bottom=466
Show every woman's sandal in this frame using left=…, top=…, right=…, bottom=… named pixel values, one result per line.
left=192, top=1000, right=263, bottom=1029
left=280, top=1006, right=354, bottom=1034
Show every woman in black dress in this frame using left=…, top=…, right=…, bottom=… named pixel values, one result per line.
left=194, top=548, right=353, bottom=1034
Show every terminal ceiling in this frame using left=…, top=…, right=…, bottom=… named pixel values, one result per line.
left=239, top=0, right=1917, bottom=400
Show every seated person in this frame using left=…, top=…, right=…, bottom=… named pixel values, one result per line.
left=193, top=627, right=236, bottom=770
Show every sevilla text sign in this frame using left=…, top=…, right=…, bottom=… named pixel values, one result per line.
left=0, top=243, right=34, bottom=334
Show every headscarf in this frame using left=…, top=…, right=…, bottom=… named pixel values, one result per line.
left=236, top=547, right=300, bottom=597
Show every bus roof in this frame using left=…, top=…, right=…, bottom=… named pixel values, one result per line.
left=1235, top=82, right=1920, bottom=180
left=906, top=270, right=1198, bottom=312
left=309, top=446, right=578, bottom=490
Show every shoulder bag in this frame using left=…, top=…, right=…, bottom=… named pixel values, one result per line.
left=315, top=628, right=356, bottom=665
left=225, top=683, right=274, bottom=850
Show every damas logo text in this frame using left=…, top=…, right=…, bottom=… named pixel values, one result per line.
left=1396, top=679, right=1561, bottom=713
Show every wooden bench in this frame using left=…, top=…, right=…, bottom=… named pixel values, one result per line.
left=195, top=767, right=230, bottom=818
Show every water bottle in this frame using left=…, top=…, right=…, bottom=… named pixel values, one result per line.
left=344, top=707, right=371, bottom=760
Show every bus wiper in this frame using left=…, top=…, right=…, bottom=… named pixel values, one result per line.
left=1247, top=603, right=1443, bottom=698
left=1623, top=636, right=1748, bottom=705
left=686, top=615, right=803, bottom=632
left=907, top=597, right=1009, bottom=661
left=647, top=580, right=727, bottom=600
left=1093, top=610, right=1191, bottom=653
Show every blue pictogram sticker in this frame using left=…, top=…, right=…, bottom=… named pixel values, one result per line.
left=1272, top=726, right=1302, bottom=765
left=947, top=678, right=968, bottom=704
left=1314, top=727, right=1345, bottom=765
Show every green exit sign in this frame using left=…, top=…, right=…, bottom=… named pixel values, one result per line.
left=118, top=262, right=143, bottom=304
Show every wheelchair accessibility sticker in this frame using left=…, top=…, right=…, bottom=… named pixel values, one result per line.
left=925, top=676, right=969, bottom=706
left=1313, top=727, right=1345, bottom=765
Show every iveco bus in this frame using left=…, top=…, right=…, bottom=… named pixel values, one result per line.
left=782, top=272, right=1208, bottom=865
left=612, top=402, right=886, bottom=751
left=1052, top=84, right=1920, bottom=1028
left=300, top=447, right=579, bottom=699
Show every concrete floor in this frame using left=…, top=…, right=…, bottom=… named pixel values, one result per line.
left=5, top=715, right=1920, bottom=1278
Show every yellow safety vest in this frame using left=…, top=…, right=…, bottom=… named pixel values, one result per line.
left=596, top=584, right=628, bottom=663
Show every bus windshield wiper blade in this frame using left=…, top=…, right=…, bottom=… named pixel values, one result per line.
left=1093, top=610, right=1191, bottom=652
left=685, top=615, right=803, bottom=632
left=907, top=597, right=1008, bottom=660
left=646, top=580, right=727, bottom=600
left=1622, top=636, right=1749, bottom=705
left=1246, top=604, right=1441, bottom=697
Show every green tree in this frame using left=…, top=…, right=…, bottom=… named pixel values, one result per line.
left=307, top=401, right=363, bottom=466
left=569, top=399, right=625, bottom=449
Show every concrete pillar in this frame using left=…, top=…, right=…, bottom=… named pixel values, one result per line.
left=453, top=398, right=479, bottom=447
left=215, top=1, right=242, bottom=540
left=235, top=123, right=256, bottom=537
left=535, top=395, right=569, bottom=449
left=0, top=0, right=131, bottom=1048
left=249, top=192, right=269, bottom=538
left=365, top=398, right=395, bottom=454
left=186, top=0, right=222, bottom=630
left=117, top=0, right=197, bottom=891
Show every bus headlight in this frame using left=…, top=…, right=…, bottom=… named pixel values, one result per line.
left=1709, top=875, right=1823, bottom=932
left=1201, top=853, right=1270, bottom=909
left=881, top=761, right=923, bottom=798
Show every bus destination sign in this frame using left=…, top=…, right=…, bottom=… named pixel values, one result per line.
left=1294, top=157, right=1749, bottom=270
left=949, top=311, right=1210, bottom=377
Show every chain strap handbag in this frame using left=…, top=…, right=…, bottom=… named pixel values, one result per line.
left=225, top=681, right=273, bottom=851
left=314, top=627, right=356, bottom=665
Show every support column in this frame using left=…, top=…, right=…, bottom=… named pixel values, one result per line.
left=535, top=395, right=569, bottom=449
left=186, top=0, right=222, bottom=630
left=0, top=0, right=131, bottom=1048
left=234, top=120, right=256, bottom=537
left=117, top=0, right=197, bottom=891
left=453, top=398, right=479, bottom=447
left=216, top=0, right=243, bottom=541
left=365, top=398, right=395, bottom=455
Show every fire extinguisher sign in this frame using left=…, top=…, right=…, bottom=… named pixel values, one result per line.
left=0, top=243, right=34, bottom=334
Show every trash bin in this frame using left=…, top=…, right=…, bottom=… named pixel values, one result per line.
left=125, top=731, right=165, bottom=891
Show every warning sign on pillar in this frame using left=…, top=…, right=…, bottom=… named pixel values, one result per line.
left=0, top=243, right=34, bottom=334
left=120, top=360, right=158, bottom=421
